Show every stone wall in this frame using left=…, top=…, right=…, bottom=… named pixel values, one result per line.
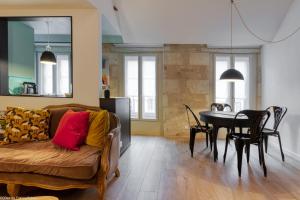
left=102, top=44, right=123, bottom=97
left=103, top=44, right=261, bottom=137
left=162, top=44, right=212, bottom=137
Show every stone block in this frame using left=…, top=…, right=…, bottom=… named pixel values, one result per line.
left=164, top=53, right=184, bottom=65
left=164, top=79, right=181, bottom=94
left=189, top=52, right=209, bottom=65
left=186, top=80, right=209, bottom=94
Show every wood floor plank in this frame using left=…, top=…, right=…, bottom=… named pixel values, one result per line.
left=2, top=136, right=300, bottom=200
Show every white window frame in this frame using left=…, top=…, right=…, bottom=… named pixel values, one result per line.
left=36, top=52, right=72, bottom=96
left=213, top=53, right=257, bottom=111
left=124, top=54, right=158, bottom=121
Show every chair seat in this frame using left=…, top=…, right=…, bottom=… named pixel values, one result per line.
left=192, top=125, right=212, bottom=132
left=229, top=133, right=260, bottom=142
left=262, top=128, right=279, bottom=135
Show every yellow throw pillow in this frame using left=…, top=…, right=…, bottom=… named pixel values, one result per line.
left=3, top=107, right=50, bottom=144
left=86, top=110, right=110, bottom=150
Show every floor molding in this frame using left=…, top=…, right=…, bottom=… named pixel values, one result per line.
left=268, top=140, right=300, bottom=168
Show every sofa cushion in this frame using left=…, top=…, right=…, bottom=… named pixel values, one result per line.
left=47, top=107, right=85, bottom=138
left=0, top=141, right=101, bottom=180
left=86, top=110, right=110, bottom=150
left=52, top=110, right=90, bottom=151
left=4, top=107, right=50, bottom=143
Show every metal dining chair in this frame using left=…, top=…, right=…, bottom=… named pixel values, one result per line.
left=184, top=104, right=213, bottom=157
left=211, top=103, right=232, bottom=112
left=211, top=103, right=232, bottom=134
left=223, top=110, right=270, bottom=177
left=263, top=106, right=287, bottom=161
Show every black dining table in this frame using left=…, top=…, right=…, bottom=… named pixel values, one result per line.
left=199, top=111, right=250, bottom=162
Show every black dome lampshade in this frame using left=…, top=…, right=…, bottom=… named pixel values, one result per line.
left=40, top=50, right=57, bottom=65
left=220, top=68, right=244, bottom=82
left=40, top=20, right=56, bottom=65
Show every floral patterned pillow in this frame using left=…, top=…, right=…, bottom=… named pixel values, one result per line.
left=3, top=107, right=50, bottom=143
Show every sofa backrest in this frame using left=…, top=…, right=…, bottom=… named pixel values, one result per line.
left=44, top=104, right=117, bottom=138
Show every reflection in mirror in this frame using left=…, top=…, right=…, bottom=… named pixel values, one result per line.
left=0, top=17, right=72, bottom=97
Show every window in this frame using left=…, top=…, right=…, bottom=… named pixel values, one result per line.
left=125, top=55, right=157, bottom=120
left=56, top=55, right=71, bottom=96
left=215, top=55, right=252, bottom=112
left=38, top=53, right=71, bottom=96
left=125, top=56, right=139, bottom=119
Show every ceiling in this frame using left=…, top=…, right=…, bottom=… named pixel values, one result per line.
left=88, top=0, right=121, bottom=36
left=114, top=0, right=294, bottom=47
left=0, top=0, right=93, bottom=9
left=22, top=17, right=71, bottom=35
left=0, top=0, right=295, bottom=47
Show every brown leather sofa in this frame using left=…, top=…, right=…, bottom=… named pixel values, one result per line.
left=0, top=104, right=121, bottom=200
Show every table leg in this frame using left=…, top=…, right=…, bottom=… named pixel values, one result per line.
left=213, top=126, right=219, bottom=162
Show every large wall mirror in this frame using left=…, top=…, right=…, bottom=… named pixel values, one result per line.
left=0, top=17, right=72, bottom=97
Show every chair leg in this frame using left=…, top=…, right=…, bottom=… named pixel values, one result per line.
left=246, top=143, right=250, bottom=164
left=278, top=134, right=285, bottom=162
left=206, top=132, right=209, bottom=148
left=223, top=134, right=229, bottom=163
left=235, top=140, right=245, bottom=177
left=258, top=144, right=262, bottom=166
left=209, top=132, right=213, bottom=151
left=259, top=143, right=267, bottom=177
left=189, top=129, right=196, bottom=157
left=264, top=135, right=269, bottom=153
left=227, top=128, right=230, bottom=144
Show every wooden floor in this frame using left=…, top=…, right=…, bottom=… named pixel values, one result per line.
left=1, top=136, right=300, bottom=200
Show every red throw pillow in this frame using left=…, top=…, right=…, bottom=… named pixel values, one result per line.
left=52, top=110, right=90, bottom=151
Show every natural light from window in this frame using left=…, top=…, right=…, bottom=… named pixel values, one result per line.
left=215, top=56, right=230, bottom=104
left=142, top=56, right=156, bottom=119
left=125, top=55, right=157, bottom=120
left=215, top=55, right=250, bottom=111
left=125, top=56, right=139, bottom=119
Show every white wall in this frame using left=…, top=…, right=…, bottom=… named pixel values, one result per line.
left=0, top=7, right=101, bottom=110
left=262, top=0, right=300, bottom=158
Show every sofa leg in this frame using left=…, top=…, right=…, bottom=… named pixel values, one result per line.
left=115, top=168, right=120, bottom=177
left=7, top=184, right=20, bottom=197
left=97, top=179, right=106, bottom=200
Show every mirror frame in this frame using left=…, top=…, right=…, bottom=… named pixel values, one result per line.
left=0, top=16, right=73, bottom=98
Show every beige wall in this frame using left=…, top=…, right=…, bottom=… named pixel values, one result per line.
left=0, top=8, right=100, bottom=110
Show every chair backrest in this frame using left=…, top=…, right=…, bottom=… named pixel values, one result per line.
left=232, top=110, right=270, bottom=139
left=266, top=106, right=287, bottom=131
left=183, top=104, right=202, bottom=128
left=211, top=103, right=232, bottom=112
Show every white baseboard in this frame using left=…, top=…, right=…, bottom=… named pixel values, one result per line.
left=268, top=140, right=300, bottom=167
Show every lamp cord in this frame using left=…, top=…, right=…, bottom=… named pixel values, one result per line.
left=233, top=0, right=300, bottom=44
left=47, top=21, right=50, bottom=50
left=231, top=0, right=233, bottom=53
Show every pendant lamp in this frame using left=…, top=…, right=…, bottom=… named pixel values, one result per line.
left=220, top=0, right=244, bottom=82
left=40, top=21, right=56, bottom=65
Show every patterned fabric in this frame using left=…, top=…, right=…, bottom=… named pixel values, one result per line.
left=3, top=107, right=50, bottom=143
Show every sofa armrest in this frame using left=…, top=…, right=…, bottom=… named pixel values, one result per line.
left=97, top=112, right=121, bottom=181
left=107, top=126, right=120, bottom=178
